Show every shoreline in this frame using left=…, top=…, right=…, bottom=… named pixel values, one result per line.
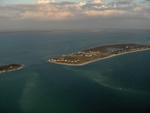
left=48, top=48, right=150, bottom=66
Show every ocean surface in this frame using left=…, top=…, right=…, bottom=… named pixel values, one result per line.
left=0, top=30, right=150, bottom=113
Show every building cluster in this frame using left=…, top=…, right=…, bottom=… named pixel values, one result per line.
left=74, top=51, right=100, bottom=57
left=50, top=57, right=79, bottom=63
left=110, top=45, right=150, bottom=54
left=50, top=51, right=100, bottom=63
left=126, top=45, right=150, bottom=49
left=110, top=48, right=127, bottom=54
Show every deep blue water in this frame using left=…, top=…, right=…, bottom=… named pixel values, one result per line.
left=0, top=30, right=150, bottom=113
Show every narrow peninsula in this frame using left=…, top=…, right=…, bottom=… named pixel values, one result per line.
left=49, top=44, right=150, bottom=66
left=0, top=64, right=22, bottom=73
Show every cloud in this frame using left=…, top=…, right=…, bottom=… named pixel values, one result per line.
left=37, top=0, right=50, bottom=4
left=20, top=4, right=74, bottom=20
left=37, top=0, right=55, bottom=4
left=117, top=0, right=133, bottom=4
left=0, top=0, right=150, bottom=21
left=0, top=0, right=150, bottom=31
left=0, top=4, right=74, bottom=20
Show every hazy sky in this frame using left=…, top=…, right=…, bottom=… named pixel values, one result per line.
left=0, top=0, right=150, bottom=31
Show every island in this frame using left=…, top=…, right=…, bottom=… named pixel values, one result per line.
left=48, top=44, right=150, bottom=66
left=0, top=64, right=22, bottom=73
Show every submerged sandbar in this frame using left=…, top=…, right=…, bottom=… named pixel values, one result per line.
left=48, top=44, right=150, bottom=66
left=0, top=64, right=22, bottom=73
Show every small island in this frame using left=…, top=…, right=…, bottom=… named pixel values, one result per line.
left=0, top=64, right=22, bottom=73
left=48, top=44, right=150, bottom=66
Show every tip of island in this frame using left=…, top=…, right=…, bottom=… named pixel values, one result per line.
left=0, top=64, right=23, bottom=73
left=48, top=43, right=150, bottom=66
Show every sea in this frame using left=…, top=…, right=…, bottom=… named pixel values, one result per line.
left=0, top=30, right=150, bottom=113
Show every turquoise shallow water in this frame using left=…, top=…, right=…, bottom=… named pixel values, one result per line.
left=0, top=30, right=150, bottom=113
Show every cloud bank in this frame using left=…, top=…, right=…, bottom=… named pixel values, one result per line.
left=0, top=0, right=150, bottom=31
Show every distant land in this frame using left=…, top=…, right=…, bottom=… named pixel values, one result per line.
left=0, top=29, right=150, bottom=33
left=49, top=44, right=150, bottom=66
left=0, top=64, right=22, bottom=73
